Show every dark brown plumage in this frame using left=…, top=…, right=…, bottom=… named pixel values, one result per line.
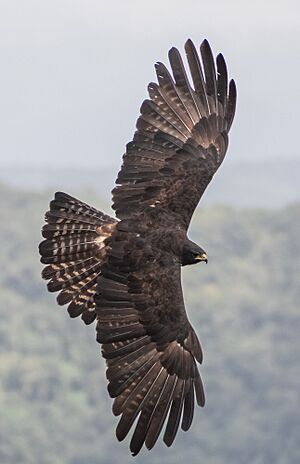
left=39, top=39, right=236, bottom=455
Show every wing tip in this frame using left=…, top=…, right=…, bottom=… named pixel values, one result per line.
left=226, top=78, right=237, bottom=130
left=216, top=52, right=226, bottom=67
left=185, top=37, right=193, bottom=47
left=229, top=78, right=237, bottom=94
left=200, top=38, right=211, bottom=53
left=168, top=46, right=180, bottom=57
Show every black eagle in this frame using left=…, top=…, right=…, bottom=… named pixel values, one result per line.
left=39, top=39, right=236, bottom=455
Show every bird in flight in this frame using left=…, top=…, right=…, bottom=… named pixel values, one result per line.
left=39, top=38, right=236, bottom=455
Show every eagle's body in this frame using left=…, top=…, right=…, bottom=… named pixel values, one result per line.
left=39, top=39, right=236, bottom=455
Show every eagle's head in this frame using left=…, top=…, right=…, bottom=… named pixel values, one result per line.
left=181, top=239, right=208, bottom=266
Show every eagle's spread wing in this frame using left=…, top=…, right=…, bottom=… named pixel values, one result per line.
left=96, top=224, right=204, bottom=455
left=112, top=39, right=236, bottom=228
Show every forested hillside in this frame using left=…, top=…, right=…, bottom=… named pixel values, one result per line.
left=0, top=184, right=299, bottom=464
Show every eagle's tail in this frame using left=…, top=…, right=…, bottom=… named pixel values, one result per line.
left=39, top=192, right=117, bottom=324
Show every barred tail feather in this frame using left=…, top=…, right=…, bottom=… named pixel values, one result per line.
left=39, top=192, right=117, bottom=324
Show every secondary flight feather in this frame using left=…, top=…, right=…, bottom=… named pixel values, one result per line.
left=39, top=38, right=236, bottom=455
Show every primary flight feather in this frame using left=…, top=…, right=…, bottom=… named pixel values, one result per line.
left=39, top=38, right=236, bottom=455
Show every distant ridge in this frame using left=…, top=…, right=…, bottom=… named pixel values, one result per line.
left=1, top=158, right=299, bottom=208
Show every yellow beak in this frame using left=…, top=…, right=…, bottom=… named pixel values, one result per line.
left=195, top=253, right=208, bottom=263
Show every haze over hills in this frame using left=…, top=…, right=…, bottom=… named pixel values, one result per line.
left=1, top=157, right=299, bottom=209
left=0, top=185, right=299, bottom=464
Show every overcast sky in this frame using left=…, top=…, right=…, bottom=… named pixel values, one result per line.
left=0, top=0, right=299, bottom=171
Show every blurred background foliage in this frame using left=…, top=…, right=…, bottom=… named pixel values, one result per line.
left=0, top=184, right=299, bottom=463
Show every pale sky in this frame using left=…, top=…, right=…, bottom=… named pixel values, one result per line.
left=0, top=0, right=299, bottom=171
